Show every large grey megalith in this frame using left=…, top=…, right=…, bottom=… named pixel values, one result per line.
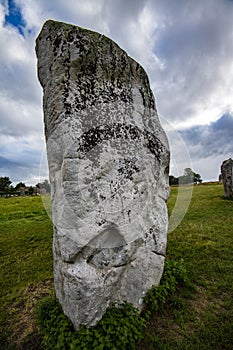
left=36, top=20, right=170, bottom=329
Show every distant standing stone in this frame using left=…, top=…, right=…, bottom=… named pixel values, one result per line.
left=221, top=158, right=233, bottom=198
left=36, top=20, right=170, bottom=329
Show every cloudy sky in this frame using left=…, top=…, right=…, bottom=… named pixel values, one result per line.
left=1, top=0, right=233, bottom=185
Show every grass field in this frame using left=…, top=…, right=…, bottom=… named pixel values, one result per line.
left=0, top=196, right=54, bottom=349
left=0, top=184, right=233, bottom=349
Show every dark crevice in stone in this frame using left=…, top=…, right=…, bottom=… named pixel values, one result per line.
left=152, top=250, right=165, bottom=258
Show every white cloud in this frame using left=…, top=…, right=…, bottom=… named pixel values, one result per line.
left=15, top=0, right=109, bottom=35
left=0, top=14, right=27, bottom=64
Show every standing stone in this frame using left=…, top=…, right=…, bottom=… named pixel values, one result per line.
left=221, top=158, right=233, bottom=198
left=36, top=20, right=170, bottom=329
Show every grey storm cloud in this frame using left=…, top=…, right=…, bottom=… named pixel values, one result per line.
left=145, top=0, right=233, bottom=124
left=104, top=0, right=147, bottom=21
left=0, top=155, right=32, bottom=183
left=0, top=156, right=22, bottom=169
left=180, top=113, right=233, bottom=159
left=0, top=149, right=43, bottom=184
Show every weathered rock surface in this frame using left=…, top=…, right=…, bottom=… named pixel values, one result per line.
left=221, top=158, right=233, bottom=198
left=36, top=20, right=170, bottom=329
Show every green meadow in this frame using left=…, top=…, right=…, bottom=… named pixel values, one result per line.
left=0, top=183, right=233, bottom=349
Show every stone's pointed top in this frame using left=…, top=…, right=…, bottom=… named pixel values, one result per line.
left=36, top=19, right=151, bottom=95
left=37, top=19, right=115, bottom=52
left=36, top=19, right=169, bottom=330
left=223, top=158, right=233, bottom=163
left=37, top=19, right=85, bottom=36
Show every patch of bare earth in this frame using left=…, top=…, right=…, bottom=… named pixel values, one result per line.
left=7, top=278, right=54, bottom=349
left=141, top=285, right=216, bottom=346
left=168, top=285, right=226, bottom=343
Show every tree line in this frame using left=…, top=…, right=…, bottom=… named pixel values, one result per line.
left=0, top=168, right=202, bottom=196
left=169, top=168, right=202, bottom=185
left=0, top=177, right=50, bottom=196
